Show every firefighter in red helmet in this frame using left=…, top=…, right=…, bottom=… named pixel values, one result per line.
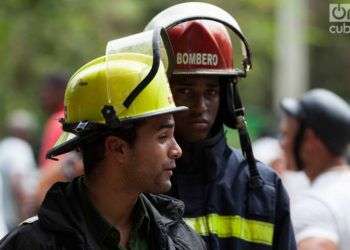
left=145, top=3, right=296, bottom=250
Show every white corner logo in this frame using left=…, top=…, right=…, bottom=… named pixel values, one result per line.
left=329, top=4, right=350, bottom=22
left=329, top=4, right=350, bottom=34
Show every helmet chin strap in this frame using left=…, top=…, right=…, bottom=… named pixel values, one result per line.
left=46, top=105, right=124, bottom=161
left=229, top=78, right=263, bottom=189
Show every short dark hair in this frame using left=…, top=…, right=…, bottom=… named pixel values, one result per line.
left=80, top=121, right=144, bottom=176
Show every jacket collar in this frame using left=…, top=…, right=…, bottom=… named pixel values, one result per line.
left=37, top=178, right=185, bottom=248
left=141, top=193, right=184, bottom=228
left=37, top=178, right=94, bottom=248
left=175, top=129, right=229, bottom=182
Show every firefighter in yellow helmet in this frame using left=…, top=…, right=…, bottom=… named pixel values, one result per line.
left=0, top=39, right=206, bottom=249
left=144, top=2, right=296, bottom=250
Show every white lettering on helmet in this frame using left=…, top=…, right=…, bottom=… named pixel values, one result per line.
left=176, top=53, right=219, bottom=66
left=189, top=53, right=196, bottom=64
left=213, top=54, right=218, bottom=66
left=207, top=54, right=213, bottom=65
left=202, top=53, right=207, bottom=65
left=196, top=54, right=201, bottom=64
left=182, top=53, right=188, bottom=64
left=177, top=53, right=182, bottom=64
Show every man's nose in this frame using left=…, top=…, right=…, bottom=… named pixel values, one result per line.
left=169, top=138, right=182, bottom=159
left=192, top=94, right=207, bottom=113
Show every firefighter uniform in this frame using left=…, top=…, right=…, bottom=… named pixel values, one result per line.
left=145, top=3, right=297, bottom=249
left=169, top=130, right=295, bottom=249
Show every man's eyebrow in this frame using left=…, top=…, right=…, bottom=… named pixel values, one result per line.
left=207, top=83, right=220, bottom=88
left=157, top=122, right=175, bottom=130
left=173, top=82, right=192, bottom=87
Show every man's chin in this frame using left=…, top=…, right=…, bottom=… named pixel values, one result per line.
left=159, top=181, right=172, bottom=193
left=148, top=181, right=172, bottom=194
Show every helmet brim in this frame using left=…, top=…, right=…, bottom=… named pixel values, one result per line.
left=46, top=105, right=188, bottom=160
left=280, top=98, right=302, bottom=118
left=173, top=69, right=245, bottom=77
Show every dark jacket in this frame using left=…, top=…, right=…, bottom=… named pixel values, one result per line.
left=0, top=178, right=206, bottom=250
left=168, top=130, right=296, bottom=250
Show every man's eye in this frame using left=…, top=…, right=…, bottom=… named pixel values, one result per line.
left=158, top=134, right=168, bottom=142
left=206, top=89, right=218, bottom=96
left=177, top=88, right=191, bottom=95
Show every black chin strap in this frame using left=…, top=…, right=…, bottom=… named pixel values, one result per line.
left=46, top=105, right=130, bottom=160
left=229, top=79, right=263, bottom=189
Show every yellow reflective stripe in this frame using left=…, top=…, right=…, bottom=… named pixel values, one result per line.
left=184, top=214, right=274, bottom=246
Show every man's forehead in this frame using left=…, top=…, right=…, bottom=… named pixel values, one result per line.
left=144, top=114, right=174, bottom=129
left=171, top=75, right=219, bottom=86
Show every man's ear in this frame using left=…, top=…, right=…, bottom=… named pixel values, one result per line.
left=104, top=136, right=131, bottom=163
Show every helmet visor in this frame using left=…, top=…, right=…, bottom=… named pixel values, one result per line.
left=105, top=27, right=181, bottom=119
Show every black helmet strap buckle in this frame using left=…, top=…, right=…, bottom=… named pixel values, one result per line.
left=74, top=121, right=91, bottom=134
left=101, top=105, right=121, bottom=129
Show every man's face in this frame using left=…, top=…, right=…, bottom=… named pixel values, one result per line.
left=127, top=114, right=182, bottom=194
left=279, top=116, right=300, bottom=170
left=170, top=75, right=220, bottom=142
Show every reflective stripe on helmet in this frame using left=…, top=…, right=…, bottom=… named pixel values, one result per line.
left=184, top=214, right=274, bottom=246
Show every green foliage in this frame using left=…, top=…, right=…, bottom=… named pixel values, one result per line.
left=0, top=0, right=348, bottom=139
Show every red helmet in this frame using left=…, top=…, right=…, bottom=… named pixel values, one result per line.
left=167, top=20, right=234, bottom=75
left=144, top=3, right=252, bottom=128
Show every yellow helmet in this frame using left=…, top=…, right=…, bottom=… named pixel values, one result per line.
left=47, top=52, right=187, bottom=159
left=66, top=53, right=184, bottom=123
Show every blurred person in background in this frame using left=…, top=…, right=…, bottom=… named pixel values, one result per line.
left=35, top=73, right=84, bottom=207
left=38, top=73, right=67, bottom=168
left=253, top=136, right=309, bottom=203
left=0, top=109, right=38, bottom=230
left=35, top=151, right=83, bottom=207
left=253, top=136, right=285, bottom=176
left=280, top=88, right=350, bottom=250
left=145, top=3, right=296, bottom=249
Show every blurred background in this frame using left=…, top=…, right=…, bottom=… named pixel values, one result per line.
left=0, top=0, right=349, bottom=148
left=0, top=0, right=349, bottom=236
